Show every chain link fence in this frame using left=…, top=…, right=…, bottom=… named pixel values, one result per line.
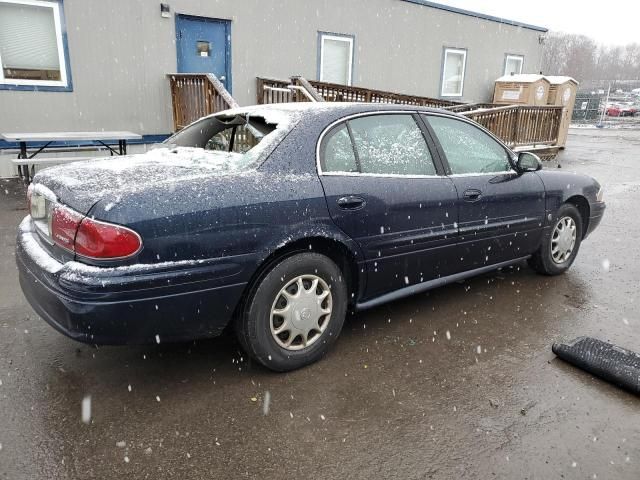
left=572, top=80, right=640, bottom=128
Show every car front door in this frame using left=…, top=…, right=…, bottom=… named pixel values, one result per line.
left=318, top=112, right=459, bottom=301
left=423, top=114, right=545, bottom=271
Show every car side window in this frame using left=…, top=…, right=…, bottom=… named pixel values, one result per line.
left=426, top=115, right=512, bottom=175
left=321, top=124, right=358, bottom=173
left=348, top=114, right=436, bottom=176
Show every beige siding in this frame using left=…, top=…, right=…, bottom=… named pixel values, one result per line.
left=0, top=0, right=544, bottom=137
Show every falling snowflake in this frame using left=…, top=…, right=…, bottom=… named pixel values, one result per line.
left=81, top=396, right=91, bottom=424
left=263, top=391, right=271, bottom=415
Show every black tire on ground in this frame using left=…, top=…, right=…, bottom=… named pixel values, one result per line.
left=235, top=252, right=348, bottom=372
left=528, top=203, right=583, bottom=276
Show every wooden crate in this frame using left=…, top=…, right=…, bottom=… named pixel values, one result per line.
left=546, top=76, right=579, bottom=148
left=493, top=74, right=551, bottom=106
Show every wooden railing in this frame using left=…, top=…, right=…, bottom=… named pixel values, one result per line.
left=166, top=74, right=563, bottom=156
left=462, top=105, right=564, bottom=148
left=257, top=77, right=294, bottom=104
left=309, top=79, right=459, bottom=108
left=256, top=76, right=324, bottom=104
left=444, top=103, right=502, bottom=113
left=254, top=77, right=564, bottom=153
left=257, top=77, right=459, bottom=108
left=168, top=73, right=239, bottom=131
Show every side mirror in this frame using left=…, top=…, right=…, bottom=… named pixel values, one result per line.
left=516, top=152, right=542, bottom=172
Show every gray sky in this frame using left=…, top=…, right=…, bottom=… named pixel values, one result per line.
left=434, top=0, right=640, bottom=46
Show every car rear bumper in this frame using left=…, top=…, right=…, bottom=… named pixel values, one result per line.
left=585, top=201, right=605, bottom=238
left=16, top=222, right=249, bottom=345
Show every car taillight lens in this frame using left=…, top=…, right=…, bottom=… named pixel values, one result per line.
left=50, top=205, right=142, bottom=259
left=51, top=205, right=83, bottom=250
left=75, top=217, right=142, bottom=259
left=26, top=184, right=33, bottom=213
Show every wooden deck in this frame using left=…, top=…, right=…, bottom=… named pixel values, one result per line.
left=462, top=104, right=563, bottom=148
left=257, top=77, right=458, bottom=108
left=168, top=74, right=239, bottom=131
left=168, top=74, right=565, bottom=157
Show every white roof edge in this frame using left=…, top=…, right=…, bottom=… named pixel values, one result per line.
left=495, top=74, right=549, bottom=83
left=545, top=75, right=579, bottom=85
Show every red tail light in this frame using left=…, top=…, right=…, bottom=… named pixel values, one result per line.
left=51, top=205, right=83, bottom=250
left=50, top=205, right=142, bottom=259
left=75, top=217, right=142, bottom=259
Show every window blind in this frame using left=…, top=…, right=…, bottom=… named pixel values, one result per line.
left=442, top=50, right=464, bottom=96
left=0, top=2, right=60, bottom=71
left=505, top=57, right=523, bottom=76
left=322, top=38, right=351, bottom=85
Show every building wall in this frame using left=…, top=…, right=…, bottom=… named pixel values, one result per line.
left=0, top=0, right=544, bottom=138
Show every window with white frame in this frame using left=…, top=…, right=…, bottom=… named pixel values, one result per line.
left=441, top=48, right=466, bottom=97
left=0, top=0, right=69, bottom=88
left=319, top=33, right=353, bottom=86
left=504, top=54, right=524, bottom=76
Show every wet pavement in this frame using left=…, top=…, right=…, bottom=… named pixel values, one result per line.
left=1, top=129, right=639, bottom=479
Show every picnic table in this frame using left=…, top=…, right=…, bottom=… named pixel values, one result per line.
left=0, top=131, right=142, bottom=182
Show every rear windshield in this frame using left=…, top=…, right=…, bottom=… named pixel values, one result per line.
left=163, top=113, right=279, bottom=170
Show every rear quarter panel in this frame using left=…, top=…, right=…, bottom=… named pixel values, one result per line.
left=87, top=116, right=362, bottom=285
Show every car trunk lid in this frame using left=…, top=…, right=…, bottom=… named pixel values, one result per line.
left=32, top=147, right=253, bottom=214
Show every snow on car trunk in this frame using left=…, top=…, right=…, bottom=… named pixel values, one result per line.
left=30, top=107, right=299, bottom=215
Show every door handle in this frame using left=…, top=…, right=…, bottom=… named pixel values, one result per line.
left=463, top=189, right=482, bottom=201
left=337, top=195, right=366, bottom=210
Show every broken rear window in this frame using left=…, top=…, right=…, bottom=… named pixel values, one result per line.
left=162, top=113, right=280, bottom=170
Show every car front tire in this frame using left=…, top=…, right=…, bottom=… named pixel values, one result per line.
left=236, top=252, right=348, bottom=372
left=528, top=203, right=583, bottom=276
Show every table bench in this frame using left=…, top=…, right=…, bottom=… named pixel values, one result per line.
left=1, top=131, right=142, bottom=182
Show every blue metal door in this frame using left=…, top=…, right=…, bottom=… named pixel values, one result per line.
left=176, top=15, right=231, bottom=90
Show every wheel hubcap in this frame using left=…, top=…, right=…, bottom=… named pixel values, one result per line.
left=551, top=216, right=577, bottom=264
left=270, top=275, right=332, bottom=351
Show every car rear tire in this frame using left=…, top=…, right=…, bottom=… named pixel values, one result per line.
left=528, top=203, right=583, bottom=276
left=235, top=252, right=348, bottom=372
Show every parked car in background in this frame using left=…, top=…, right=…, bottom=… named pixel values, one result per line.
left=16, top=103, right=606, bottom=371
left=605, top=102, right=638, bottom=117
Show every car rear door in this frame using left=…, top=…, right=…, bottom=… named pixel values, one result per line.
left=317, top=112, right=459, bottom=300
left=422, top=114, right=545, bottom=271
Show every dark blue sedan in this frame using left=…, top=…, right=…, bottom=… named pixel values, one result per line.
left=16, top=103, right=605, bottom=371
